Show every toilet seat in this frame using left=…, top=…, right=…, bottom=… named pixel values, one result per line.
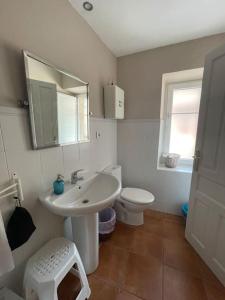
left=121, top=187, right=155, bottom=205
left=116, top=187, right=155, bottom=225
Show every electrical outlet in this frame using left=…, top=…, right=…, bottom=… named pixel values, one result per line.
left=96, top=131, right=101, bottom=139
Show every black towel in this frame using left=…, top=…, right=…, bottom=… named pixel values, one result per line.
left=6, top=207, right=36, bottom=250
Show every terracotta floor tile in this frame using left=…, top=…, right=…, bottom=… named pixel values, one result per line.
left=58, top=272, right=81, bottom=300
left=109, top=222, right=135, bottom=249
left=137, top=215, right=164, bottom=237
left=163, top=213, right=185, bottom=224
left=116, top=291, right=143, bottom=300
left=163, top=219, right=186, bottom=241
left=93, top=243, right=128, bottom=285
left=88, top=276, right=118, bottom=300
left=199, top=260, right=225, bottom=290
left=130, top=230, right=163, bottom=260
left=163, top=238, right=202, bottom=277
left=203, top=281, right=225, bottom=300
left=124, top=253, right=163, bottom=300
left=164, top=266, right=208, bottom=300
left=58, top=210, right=225, bottom=300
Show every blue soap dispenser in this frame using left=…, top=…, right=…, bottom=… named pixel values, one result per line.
left=53, top=174, right=64, bottom=195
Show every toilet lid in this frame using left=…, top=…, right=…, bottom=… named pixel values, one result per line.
left=121, top=188, right=155, bottom=205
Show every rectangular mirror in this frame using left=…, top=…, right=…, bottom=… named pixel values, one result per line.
left=23, top=51, right=89, bottom=149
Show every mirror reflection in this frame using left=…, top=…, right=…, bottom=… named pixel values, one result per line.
left=24, top=51, right=89, bottom=149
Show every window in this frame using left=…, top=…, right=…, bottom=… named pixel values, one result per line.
left=159, top=70, right=203, bottom=172
left=164, top=80, right=201, bottom=161
left=57, top=92, right=78, bottom=144
left=78, top=94, right=89, bottom=141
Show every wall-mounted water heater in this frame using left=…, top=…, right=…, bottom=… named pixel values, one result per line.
left=104, top=84, right=124, bottom=119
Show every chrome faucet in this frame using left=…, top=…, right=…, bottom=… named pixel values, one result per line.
left=71, top=169, right=84, bottom=184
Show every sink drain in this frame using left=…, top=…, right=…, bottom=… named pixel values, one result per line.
left=82, top=199, right=89, bottom=204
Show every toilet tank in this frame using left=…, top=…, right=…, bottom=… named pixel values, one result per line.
left=103, top=165, right=122, bottom=183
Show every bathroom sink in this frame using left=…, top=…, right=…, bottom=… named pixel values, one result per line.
left=40, top=172, right=121, bottom=217
left=39, top=171, right=121, bottom=275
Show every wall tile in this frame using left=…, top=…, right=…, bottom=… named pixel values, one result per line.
left=0, top=109, right=117, bottom=293
left=79, top=141, right=93, bottom=171
left=0, top=112, right=63, bottom=281
left=62, top=144, right=80, bottom=180
left=40, top=146, right=64, bottom=191
left=0, top=113, right=42, bottom=203
left=89, top=118, right=117, bottom=172
left=0, top=123, right=9, bottom=186
left=118, top=119, right=192, bottom=215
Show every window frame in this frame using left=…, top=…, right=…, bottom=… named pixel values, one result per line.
left=162, top=79, right=202, bottom=167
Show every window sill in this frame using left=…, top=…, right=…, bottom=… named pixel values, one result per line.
left=157, top=164, right=193, bottom=174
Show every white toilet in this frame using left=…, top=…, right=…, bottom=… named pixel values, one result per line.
left=104, top=165, right=155, bottom=226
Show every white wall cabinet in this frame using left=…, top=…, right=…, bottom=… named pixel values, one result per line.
left=104, top=85, right=124, bottom=119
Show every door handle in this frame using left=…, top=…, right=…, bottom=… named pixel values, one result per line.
left=193, top=150, right=201, bottom=172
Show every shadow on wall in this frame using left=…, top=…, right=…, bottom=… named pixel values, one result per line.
left=0, top=42, right=27, bottom=107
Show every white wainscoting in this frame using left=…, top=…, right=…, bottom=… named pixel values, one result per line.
left=117, top=119, right=192, bottom=215
left=0, top=106, right=117, bottom=293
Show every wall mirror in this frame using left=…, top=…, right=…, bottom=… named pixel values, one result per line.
left=23, top=51, right=89, bottom=149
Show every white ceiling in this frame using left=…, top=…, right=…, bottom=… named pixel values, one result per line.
left=69, top=0, right=225, bottom=57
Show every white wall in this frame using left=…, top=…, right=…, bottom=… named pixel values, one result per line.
left=117, top=36, right=225, bottom=216
left=0, top=107, right=117, bottom=294
left=117, top=33, right=225, bottom=119
left=0, top=0, right=117, bottom=117
left=117, top=119, right=192, bottom=215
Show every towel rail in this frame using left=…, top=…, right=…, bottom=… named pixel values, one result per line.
left=0, top=173, right=24, bottom=202
left=0, top=183, right=17, bottom=196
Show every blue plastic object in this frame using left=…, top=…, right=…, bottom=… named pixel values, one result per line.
left=181, top=202, right=189, bottom=218
left=53, top=175, right=64, bottom=195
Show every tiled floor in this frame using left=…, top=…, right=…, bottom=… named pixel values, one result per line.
left=59, top=210, right=225, bottom=300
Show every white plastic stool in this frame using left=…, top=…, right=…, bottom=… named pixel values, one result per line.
left=24, top=238, right=90, bottom=300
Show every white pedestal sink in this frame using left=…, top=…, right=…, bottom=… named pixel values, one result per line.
left=39, top=172, right=121, bottom=274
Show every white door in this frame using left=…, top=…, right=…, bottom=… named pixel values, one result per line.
left=185, top=44, right=225, bottom=286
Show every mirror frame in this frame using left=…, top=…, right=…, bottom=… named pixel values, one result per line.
left=23, top=50, right=90, bottom=149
